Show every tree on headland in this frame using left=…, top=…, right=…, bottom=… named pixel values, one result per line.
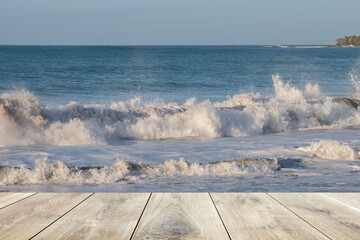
left=335, top=35, right=360, bottom=47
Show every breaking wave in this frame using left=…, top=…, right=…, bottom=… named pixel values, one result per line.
left=304, top=140, right=358, bottom=160
left=1, top=74, right=360, bottom=146
left=0, top=158, right=278, bottom=185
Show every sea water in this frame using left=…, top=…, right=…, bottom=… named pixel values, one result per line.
left=1, top=45, right=360, bottom=191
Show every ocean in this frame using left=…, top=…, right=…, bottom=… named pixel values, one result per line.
left=1, top=45, right=360, bottom=192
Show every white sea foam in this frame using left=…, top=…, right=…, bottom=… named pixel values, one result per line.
left=304, top=140, right=358, bottom=160
left=214, top=93, right=261, bottom=108
left=0, top=157, right=278, bottom=185
left=294, top=46, right=327, bottom=49
left=350, top=71, right=360, bottom=97
left=1, top=75, right=360, bottom=146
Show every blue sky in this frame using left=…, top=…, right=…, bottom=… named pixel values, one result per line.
left=1, top=0, right=359, bottom=45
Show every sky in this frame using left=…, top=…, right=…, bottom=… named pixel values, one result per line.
left=1, top=0, right=360, bottom=45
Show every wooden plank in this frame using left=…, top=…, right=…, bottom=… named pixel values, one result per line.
left=0, top=193, right=92, bottom=240
left=132, top=193, right=229, bottom=240
left=0, top=192, right=36, bottom=209
left=269, top=193, right=360, bottom=240
left=210, top=193, right=328, bottom=240
left=34, top=193, right=150, bottom=240
left=325, top=193, right=360, bottom=209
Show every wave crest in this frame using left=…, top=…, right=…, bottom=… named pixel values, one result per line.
left=304, top=140, right=358, bottom=160
left=0, top=158, right=278, bottom=185
left=1, top=75, right=360, bottom=146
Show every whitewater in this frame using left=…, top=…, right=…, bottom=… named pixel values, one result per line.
left=2, top=74, right=360, bottom=146
left=1, top=74, right=360, bottom=191
left=1, top=45, right=360, bottom=191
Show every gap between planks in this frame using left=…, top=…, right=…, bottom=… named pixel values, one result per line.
left=29, top=192, right=95, bottom=239
left=269, top=193, right=360, bottom=240
left=208, top=192, right=232, bottom=240
left=266, top=193, right=332, bottom=240
left=129, top=192, right=153, bottom=240
left=0, top=192, right=38, bottom=210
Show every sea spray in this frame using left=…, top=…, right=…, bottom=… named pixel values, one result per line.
left=1, top=75, right=360, bottom=146
left=304, top=140, right=358, bottom=160
left=350, top=71, right=360, bottom=96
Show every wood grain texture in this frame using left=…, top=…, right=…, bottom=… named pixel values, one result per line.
left=210, top=193, right=328, bottom=240
left=132, top=193, right=229, bottom=240
left=325, top=193, right=360, bottom=209
left=0, top=193, right=92, bottom=240
left=34, top=193, right=150, bottom=240
left=0, top=192, right=36, bottom=209
left=269, top=193, right=360, bottom=240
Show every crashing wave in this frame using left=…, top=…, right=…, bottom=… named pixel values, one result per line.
left=303, top=140, right=358, bottom=160
left=0, top=157, right=278, bottom=185
left=1, top=74, right=360, bottom=146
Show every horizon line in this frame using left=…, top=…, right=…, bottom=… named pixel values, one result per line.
left=0, top=44, right=332, bottom=47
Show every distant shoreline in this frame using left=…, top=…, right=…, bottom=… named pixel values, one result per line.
left=329, top=35, right=360, bottom=48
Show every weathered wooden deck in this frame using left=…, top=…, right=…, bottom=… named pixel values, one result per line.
left=0, top=193, right=359, bottom=239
